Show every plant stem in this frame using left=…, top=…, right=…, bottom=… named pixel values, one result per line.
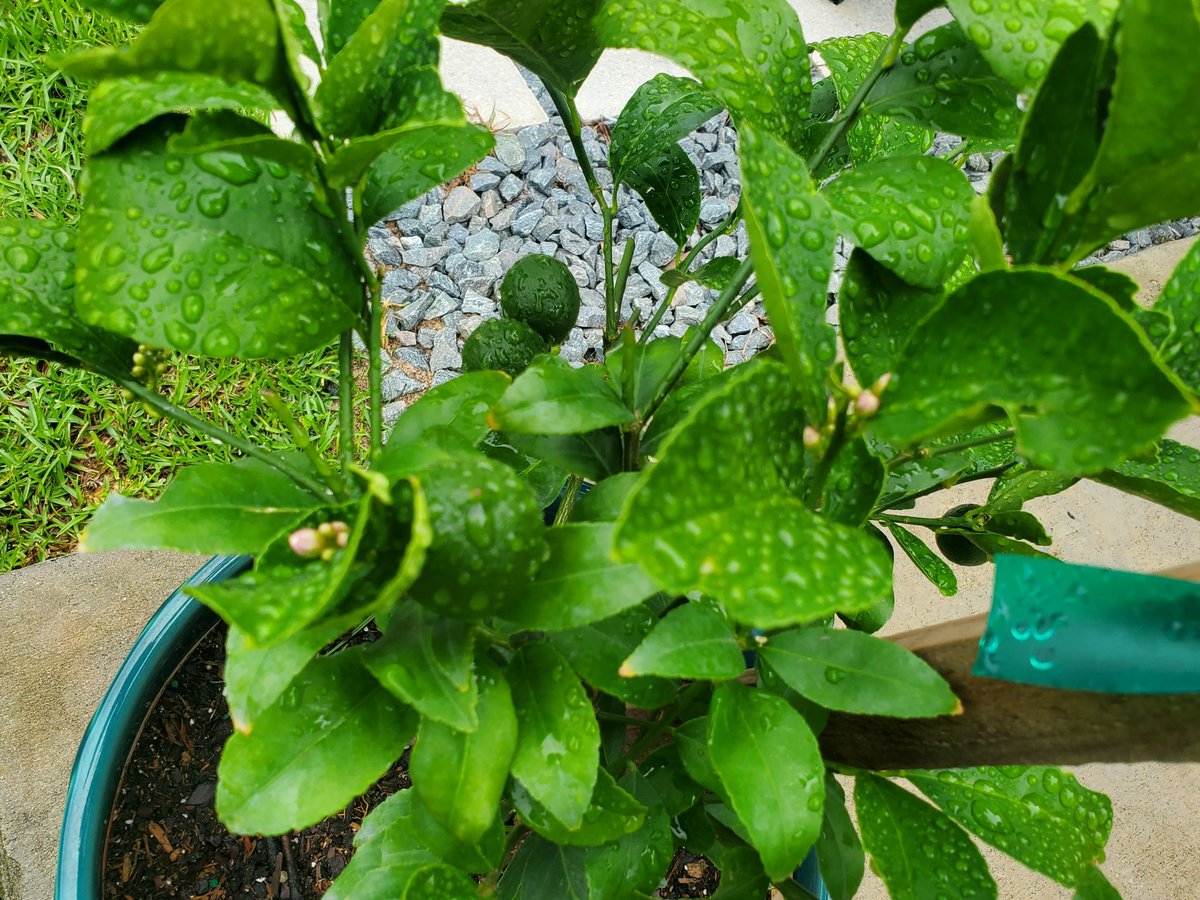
left=597, top=711, right=657, bottom=727
left=727, top=283, right=762, bottom=317
left=614, top=681, right=707, bottom=773
left=641, top=258, right=755, bottom=423
left=364, top=269, right=384, bottom=456
left=877, top=512, right=972, bottom=530
left=475, top=624, right=513, bottom=648
left=117, top=379, right=331, bottom=498
left=807, top=25, right=906, bottom=174
left=338, top=330, right=355, bottom=470
left=887, top=428, right=1015, bottom=469
left=638, top=282, right=680, bottom=341
left=613, top=235, right=635, bottom=318
left=553, top=475, right=585, bottom=525
left=804, top=403, right=848, bottom=509
left=260, top=389, right=345, bottom=496
left=547, top=86, right=618, bottom=343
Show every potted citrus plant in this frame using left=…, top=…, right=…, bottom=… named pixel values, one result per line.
left=4, top=0, right=1198, bottom=896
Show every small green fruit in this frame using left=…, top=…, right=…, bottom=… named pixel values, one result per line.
left=500, top=254, right=581, bottom=344
left=936, top=503, right=989, bottom=566
left=461, top=318, right=546, bottom=376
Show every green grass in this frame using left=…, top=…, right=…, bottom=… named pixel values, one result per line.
left=0, top=1, right=353, bottom=572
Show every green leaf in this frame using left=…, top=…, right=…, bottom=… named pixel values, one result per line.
left=596, top=0, right=811, bottom=147
left=512, top=768, right=647, bottom=846
left=864, top=23, right=1022, bottom=139
left=856, top=773, right=997, bottom=899
left=815, top=34, right=933, bottom=166
left=167, top=111, right=317, bottom=170
left=273, top=0, right=321, bottom=93
left=1092, top=439, right=1200, bottom=520
left=381, top=371, right=510, bottom=456
left=217, top=649, right=415, bottom=834
left=661, top=256, right=743, bottom=292
left=507, top=643, right=600, bottom=829
left=760, top=626, right=960, bottom=716
left=840, top=249, right=945, bottom=389
left=410, top=657, right=517, bottom=844
left=1074, top=866, right=1123, bottom=900
left=875, top=421, right=1016, bottom=508
left=887, top=523, right=958, bottom=596
left=363, top=604, right=478, bottom=731
left=81, top=456, right=322, bottom=554
left=315, top=0, right=444, bottom=139
left=550, top=606, right=679, bottom=710
left=318, top=0, right=381, bottom=59
left=981, top=509, right=1051, bottom=545
left=824, top=156, right=973, bottom=289
left=638, top=745, right=702, bottom=817
left=0, top=219, right=136, bottom=374
left=905, top=766, right=1112, bottom=887
left=497, top=835, right=588, bottom=899
left=942, top=528, right=1053, bottom=560
left=605, top=336, right=681, bottom=414
left=1001, top=23, right=1102, bottom=265
left=895, top=0, right=945, bottom=29
left=585, top=777, right=674, bottom=899
left=624, top=143, right=701, bottom=247
left=945, top=0, right=1097, bottom=89
left=489, top=355, right=634, bottom=435
left=615, top=360, right=894, bottom=629
left=873, top=269, right=1191, bottom=474
left=620, top=601, right=744, bottom=680
left=361, top=122, right=495, bottom=227
left=500, top=523, right=658, bottom=631
left=823, top=437, right=886, bottom=526
left=675, top=717, right=720, bottom=793
left=329, top=863, right=477, bottom=899
left=83, top=73, right=278, bottom=156
left=80, top=0, right=165, bottom=23
left=187, top=500, right=374, bottom=645
left=64, top=0, right=282, bottom=92
left=816, top=775, right=865, bottom=900
left=1073, top=268, right=1140, bottom=311
left=985, top=466, right=1078, bottom=513
left=406, top=453, right=548, bottom=619
left=609, top=74, right=723, bottom=185
left=1153, top=237, right=1200, bottom=394
left=502, top=429, right=624, bottom=482
left=1078, top=0, right=1200, bottom=249
left=708, top=845, right=770, bottom=898
left=441, top=0, right=603, bottom=98
left=739, top=126, right=836, bottom=421
left=707, top=683, right=824, bottom=881
left=572, top=472, right=640, bottom=523
left=76, top=120, right=358, bottom=358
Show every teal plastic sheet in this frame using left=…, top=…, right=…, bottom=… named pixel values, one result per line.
left=975, top=555, right=1200, bottom=693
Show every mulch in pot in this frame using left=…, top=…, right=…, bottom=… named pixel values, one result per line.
left=100, top=623, right=724, bottom=898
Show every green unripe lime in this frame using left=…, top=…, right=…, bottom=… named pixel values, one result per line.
left=461, top=318, right=546, bottom=376
left=935, top=503, right=989, bottom=566
left=500, top=254, right=581, bottom=344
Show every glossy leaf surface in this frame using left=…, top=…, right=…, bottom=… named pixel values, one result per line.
left=584, top=776, right=674, bottom=899
left=887, top=523, right=958, bottom=596
left=621, top=601, right=745, bottom=680
left=489, top=355, right=634, bottom=435
left=502, top=429, right=623, bottom=482
left=497, top=835, right=587, bottom=899
left=1093, top=440, right=1200, bottom=520
left=609, top=74, right=722, bottom=184
left=1153, top=237, right=1200, bottom=394
left=822, top=437, right=886, bottom=527
left=816, top=775, right=865, bottom=900
left=512, top=768, right=646, bottom=846
left=382, top=371, right=511, bottom=453
left=624, top=143, right=701, bottom=247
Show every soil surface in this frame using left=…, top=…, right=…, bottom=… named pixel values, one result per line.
left=101, top=624, right=722, bottom=898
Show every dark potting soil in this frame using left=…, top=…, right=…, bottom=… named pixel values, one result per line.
left=101, top=623, right=724, bottom=899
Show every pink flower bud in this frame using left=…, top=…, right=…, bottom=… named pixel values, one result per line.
left=289, top=528, right=323, bottom=558
left=871, top=373, right=893, bottom=395
left=803, top=426, right=822, bottom=449
left=854, top=391, right=881, bottom=418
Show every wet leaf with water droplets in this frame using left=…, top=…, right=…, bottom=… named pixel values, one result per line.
left=621, top=600, right=745, bottom=680
left=660, top=256, right=743, bottom=293
left=760, top=626, right=959, bottom=716
left=856, top=773, right=997, bottom=899
left=739, top=125, right=837, bottom=422
left=584, top=773, right=674, bottom=899
left=822, top=436, right=886, bottom=527
left=379, top=372, right=511, bottom=463
left=895, top=0, right=944, bottom=29
left=500, top=522, right=658, bottom=632
left=490, top=355, right=634, bottom=435
left=410, top=656, right=517, bottom=844
left=873, top=269, right=1192, bottom=474
left=167, top=110, right=317, bottom=171
left=76, top=119, right=358, bottom=358
left=874, top=421, right=1015, bottom=509
left=1073, top=865, right=1122, bottom=900
left=707, top=682, right=825, bottom=881
left=887, top=522, right=958, bottom=597
left=596, top=0, right=811, bottom=147
left=984, top=466, right=1078, bottom=514
left=825, top=155, right=973, bottom=289
left=499, top=429, right=622, bottom=483
left=609, top=74, right=723, bottom=186
left=506, top=643, right=600, bottom=830
left=903, top=766, right=1112, bottom=887
left=82, top=454, right=324, bottom=554
left=317, top=0, right=382, bottom=59
left=815, top=774, right=864, bottom=900
left=815, top=33, right=933, bottom=166
left=1149, top=237, right=1200, bottom=395
left=615, top=359, right=893, bottom=628
left=0, top=218, right=136, bottom=374
left=864, top=22, right=1021, bottom=140
left=327, top=863, right=476, bottom=899
left=511, top=768, right=646, bottom=846
left=497, top=834, right=588, bottom=899
left=83, top=72, right=278, bottom=156
left=550, top=606, right=678, bottom=710
left=624, top=143, right=701, bottom=247
left=363, top=604, right=479, bottom=731
left=441, top=0, right=603, bottom=98
left=331, top=116, right=493, bottom=195
left=217, top=649, right=416, bottom=835
left=1092, top=439, right=1200, bottom=520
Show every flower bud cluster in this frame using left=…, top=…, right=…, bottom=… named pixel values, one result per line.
left=289, top=521, right=350, bottom=561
